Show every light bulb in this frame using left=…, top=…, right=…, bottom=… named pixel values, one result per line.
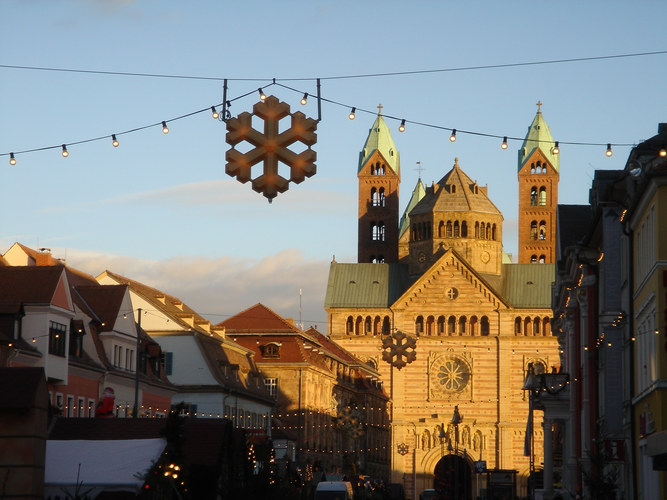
left=9, top=153, right=16, bottom=165
left=211, top=106, right=219, bottom=119
left=398, top=119, right=406, bottom=132
left=348, top=107, right=356, bottom=120
left=61, top=144, right=69, bottom=157
left=300, top=93, right=308, bottom=105
left=162, top=121, right=169, bottom=134
left=659, top=146, right=666, bottom=157
left=605, top=143, right=613, bottom=157
left=501, top=137, right=508, bottom=150
left=450, top=129, right=457, bottom=142
left=258, top=88, right=267, bottom=101
left=112, top=134, right=119, bottom=147
left=553, top=141, right=560, bottom=154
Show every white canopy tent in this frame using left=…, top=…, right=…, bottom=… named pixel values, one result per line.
left=44, top=438, right=166, bottom=498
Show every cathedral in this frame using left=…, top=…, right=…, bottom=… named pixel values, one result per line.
left=325, top=106, right=561, bottom=499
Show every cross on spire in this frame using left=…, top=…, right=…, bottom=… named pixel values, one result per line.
left=377, top=103, right=383, bottom=115
left=415, top=161, right=425, bottom=179
left=536, top=100, right=543, bottom=112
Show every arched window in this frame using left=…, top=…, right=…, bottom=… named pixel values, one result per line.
left=530, top=187, right=538, bottom=206
left=448, top=316, right=456, bottom=335
left=523, top=317, right=531, bottom=336
left=461, top=221, right=468, bottom=238
left=371, top=187, right=379, bottom=206
left=480, top=223, right=486, bottom=239
left=446, top=221, right=453, bottom=238
left=382, top=316, right=391, bottom=334
left=437, top=316, right=445, bottom=335
left=379, top=187, right=386, bottom=207
left=346, top=316, right=354, bottom=334
left=539, top=255, right=545, bottom=264
left=543, top=317, right=551, bottom=336
left=415, top=316, right=424, bottom=335
left=530, top=221, right=538, bottom=240
left=480, top=316, right=490, bottom=336
left=438, top=221, right=445, bottom=237
left=475, top=222, right=480, bottom=238
left=426, top=316, right=435, bottom=336
left=539, top=221, right=546, bottom=240
left=454, top=221, right=460, bottom=237
left=533, top=317, right=540, bottom=335
left=541, top=165, right=547, bottom=173
left=372, top=222, right=385, bottom=241
left=469, top=316, right=478, bottom=336
left=412, top=223, right=418, bottom=241
left=459, top=316, right=467, bottom=335
left=514, top=317, right=522, bottom=335
left=492, top=224, right=497, bottom=241
left=530, top=163, right=536, bottom=174
left=486, top=223, right=491, bottom=240
left=539, top=187, right=547, bottom=206
left=355, top=316, right=363, bottom=335
left=373, top=316, right=381, bottom=335
left=531, top=255, right=537, bottom=263
left=451, top=184, right=457, bottom=193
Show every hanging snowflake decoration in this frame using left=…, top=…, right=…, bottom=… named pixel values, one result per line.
left=336, top=404, right=364, bottom=438
left=397, top=443, right=410, bottom=456
left=382, top=330, right=417, bottom=370
left=225, top=95, right=317, bottom=202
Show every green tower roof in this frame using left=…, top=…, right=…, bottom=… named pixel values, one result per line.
left=358, top=113, right=400, bottom=175
left=518, top=107, right=559, bottom=173
left=399, top=178, right=426, bottom=238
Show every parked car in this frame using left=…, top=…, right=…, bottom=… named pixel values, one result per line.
left=420, top=489, right=437, bottom=500
left=315, top=481, right=355, bottom=500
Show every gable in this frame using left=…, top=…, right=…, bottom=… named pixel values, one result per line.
left=393, top=250, right=508, bottom=312
left=51, top=273, right=73, bottom=311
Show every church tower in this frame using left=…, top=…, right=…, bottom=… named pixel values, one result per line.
left=517, top=102, right=559, bottom=264
left=358, top=109, right=400, bottom=263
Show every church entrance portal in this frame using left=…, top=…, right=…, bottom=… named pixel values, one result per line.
left=433, top=454, right=471, bottom=500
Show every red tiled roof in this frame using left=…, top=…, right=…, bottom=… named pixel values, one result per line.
left=74, top=285, right=128, bottom=332
left=0, top=266, right=67, bottom=314
left=216, top=303, right=299, bottom=332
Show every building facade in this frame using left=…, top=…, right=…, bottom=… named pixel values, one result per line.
left=325, top=109, right=561, bottom=499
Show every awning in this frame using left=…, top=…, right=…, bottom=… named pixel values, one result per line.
left=44, top=438, right=166, bottom=498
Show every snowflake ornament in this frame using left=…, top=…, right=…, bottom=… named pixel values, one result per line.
left=225, top=95, right=317, bottom=202
left=382, top=331, right=417, bottom=370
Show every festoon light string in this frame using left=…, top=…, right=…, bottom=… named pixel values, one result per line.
left=5, top=49, right=664, bottom=165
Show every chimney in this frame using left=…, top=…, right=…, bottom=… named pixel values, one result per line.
left=35, top=249, right=55, bottom=266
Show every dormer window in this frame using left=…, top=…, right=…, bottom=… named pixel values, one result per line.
left=262, top=343, right=281, bottom=359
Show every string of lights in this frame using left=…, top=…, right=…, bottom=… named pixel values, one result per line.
left=1, top=55, right=656, bottom=165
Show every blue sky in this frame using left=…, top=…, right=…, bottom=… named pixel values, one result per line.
left=1, top=0, right=666, bottom=331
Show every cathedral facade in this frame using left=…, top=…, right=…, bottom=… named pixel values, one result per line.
left=325, top=108, right=561, bottom=499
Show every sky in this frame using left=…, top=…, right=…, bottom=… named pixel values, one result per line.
left=1, top=0, right=666, bottom=332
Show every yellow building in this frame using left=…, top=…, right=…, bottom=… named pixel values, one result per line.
left=325, top=109, right=561, bottom=499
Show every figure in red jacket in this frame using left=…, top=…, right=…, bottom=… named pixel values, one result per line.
left=95, top=387, right=115, bottom=418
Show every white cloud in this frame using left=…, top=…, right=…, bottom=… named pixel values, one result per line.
left=62, top=247, right=332, bottom=331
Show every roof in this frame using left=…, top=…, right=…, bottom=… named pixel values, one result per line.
left=216, top=303, right=300, bottom=332
left=518, top=108, right=559, bottom=173
left=500, top=264, right=555, bottom=309
left=0, top=266, right=68, bottom=314
left=358, top=113, right=400, bottom=175
left=324, top=262, right=413, bottom=308
left=410, top=159, right=502, bottom=217
left=399, top=178, right=426, bottom=238
left=74, top=285, right=128, bottom=332
left=99, top=270, right=215, bottom=336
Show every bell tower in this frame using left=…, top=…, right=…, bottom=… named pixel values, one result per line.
left=358, top=107, right=400, bottom=263
left=517, top=102, right=559, bottom=264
